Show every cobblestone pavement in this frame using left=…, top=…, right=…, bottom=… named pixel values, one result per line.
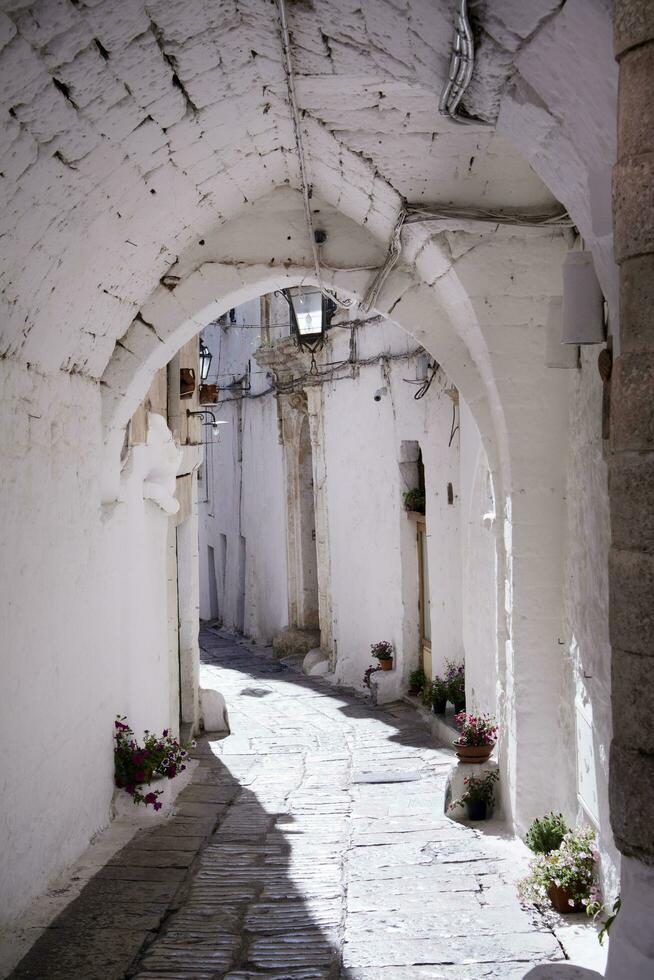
left=9, top=630, right=567, bottom=979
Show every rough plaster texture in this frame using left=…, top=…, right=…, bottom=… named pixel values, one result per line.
left=0, top=363, right=184, bottom=927
left=0, top=0, right=624, bottom=953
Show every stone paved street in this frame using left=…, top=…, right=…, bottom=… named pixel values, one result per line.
left=8, top=629, right=571, bottom=980
left=132, top=629, right=565, bottom=979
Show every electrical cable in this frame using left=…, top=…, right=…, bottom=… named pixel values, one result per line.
left=276, top=0, right=349, bottom=311
left=448, top=400, right=460, bottom=446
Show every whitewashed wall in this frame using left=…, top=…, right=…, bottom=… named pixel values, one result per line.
left=0, top=361, right=182, bottom=928
left=198, top=298, right=289, bottom=642
left=563, top=347, right=619, bottom=895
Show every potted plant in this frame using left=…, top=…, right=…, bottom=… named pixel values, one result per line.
left=114, top=716, right=192, bottom=810
left=408, top=666, right=426, bottom=696
left=525, top=812, right=569, bottom=855
left=403, top=488, right=425, bottom=514
left=518, top=827, right=599, bottom=914
left=449, top=769, right=499, bottom=821
left=445, top=659, right=466, bottom=712
left=371, top=640, right=394, bottom=671
left=453, top=712, right=497, bottom=763
left=430, top=676, right=449, bottom=714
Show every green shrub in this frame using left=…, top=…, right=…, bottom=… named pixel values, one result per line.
left=525, top=812, right=569, bottom=854
left=409, top=667, right=426, bottom=692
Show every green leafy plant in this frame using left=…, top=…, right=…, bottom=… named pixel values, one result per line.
left=445, top=659, right=465, bottom=707
left=449, top=770, right=499, bottom=812
left=370, top=640, right=393, bottom=661
left=525, top=812, right=570, bottom=855
left=590, top=894, right=621, bottom=945
left=408, top=666, right=426, bottom=694
left=518, top=827, right=599, bottom=909
left=114, top=716, right=192, bottom=809
left=431, top=676, right=449, bottom=704
left=403, top=488, right=425, bottom=514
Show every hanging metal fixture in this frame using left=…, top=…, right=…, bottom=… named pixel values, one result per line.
left=199, top=339, right=213, bottom=381
left=279, top=285, right=336, bottom=354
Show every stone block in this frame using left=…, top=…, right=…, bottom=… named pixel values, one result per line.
left=614, top=1, right=654, bottom=57
left=609, top=455, right=654, bottom=552
left=612, top=648, right=654, bottom=752
left=272, top=627, right=320, bottom=659
left=609, top=548, right=654, bottom=656
left=8, top=925, right=151, bottom=980
left=610, top=353, right=654, bottom=452
left=619, top=254, right=654, bottom=351
left=618, top=44, right=654, bottom=156
left=303, top=648, right=330, bottom=676
left=200, top=687, right=230, bottom=733
left=609, top=743, right=654, bottom=860
left=613, top=154, right=654, bottom=263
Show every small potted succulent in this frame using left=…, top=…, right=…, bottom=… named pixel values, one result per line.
left=371, top=640, right=394, bottom=671
left=445, top=659, right=466, bottom=712
left=408, top=666, right=426, bottom=696
left=453, top=712, right=497, bottom=763
left=430, top=676, right=449, bottom=714
left=449, top=769, right=499, bottom=821
left=518, top=827, right=599, bottom=914
left=403, top=488, right=425, bottom=514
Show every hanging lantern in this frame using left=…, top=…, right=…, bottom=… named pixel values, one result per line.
left=199, top=339, right=213, bottom=381
left=561, top=252, right=605, bottom=345
left=282, top=286, right=336, bottom=343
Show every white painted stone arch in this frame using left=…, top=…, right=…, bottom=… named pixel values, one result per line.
left=99, top=199, right=572, bottom=835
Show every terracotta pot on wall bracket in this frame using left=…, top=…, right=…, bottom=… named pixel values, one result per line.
left=379, top=658, right=393, bottom=671
left=453, top=741, right=495, bottom=764
left=547, top=884, right=583, bottom=914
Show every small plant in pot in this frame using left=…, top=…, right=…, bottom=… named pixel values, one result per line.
left=525, top=812, right=569, bottom=855
left=453, top=712, right=497, bottom=763
left=449, top=769, right=499, bottom=821
left=518, top=826, right=599, bottom=914
left=430, top=676, right=449, bottom=714
left=371, top=640, right=394, bottom=671
left=445, top=659, right=466, bottom=712
left=408, top=666, right=426, bottom=696
left=403, top=488, right=425, bottom=514
left=114, top=716, right=193, bottom=809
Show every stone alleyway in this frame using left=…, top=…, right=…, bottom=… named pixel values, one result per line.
left=9, top=630, right=580, bottom=979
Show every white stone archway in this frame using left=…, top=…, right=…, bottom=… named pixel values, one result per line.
left=97, top=193, right=573, bottom=836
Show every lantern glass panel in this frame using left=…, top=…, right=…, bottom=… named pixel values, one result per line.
left=293, top=286, right=323, bottom=335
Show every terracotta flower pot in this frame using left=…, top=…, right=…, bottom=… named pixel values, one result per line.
left=432, top=699, right=447, bottom=715
left=452, top=740, right=495, bottom=764
left=379, top=658, right=393, bottom=671
left=547, top=884, right=583, bottom=913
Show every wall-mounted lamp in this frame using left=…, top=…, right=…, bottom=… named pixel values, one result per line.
left=561, top=252, right=605, bottom=345
left=199, top=339, right=213, bottom=381
left=187, top=409, right=228, bottom=433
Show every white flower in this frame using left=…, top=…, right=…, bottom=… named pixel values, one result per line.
left=568, top=899, right=575, bottom=907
